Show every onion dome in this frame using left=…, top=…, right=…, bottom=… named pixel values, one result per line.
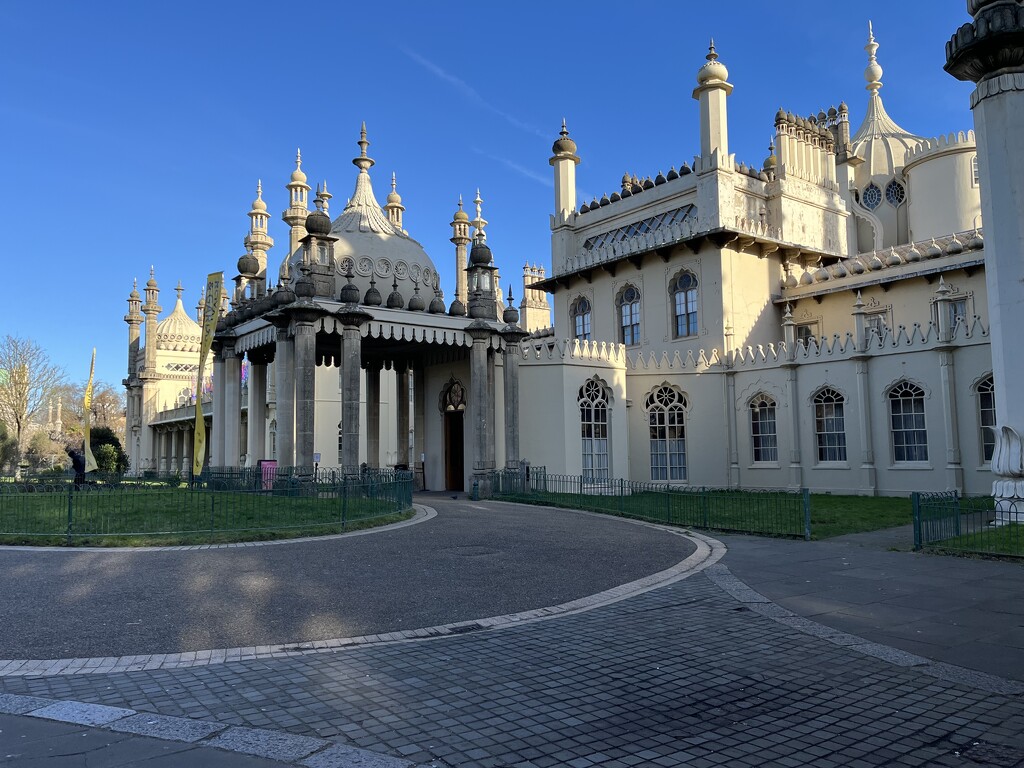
left=449, top=292, right=467, bottom=316
left=786, top=111, right=796, bottom=124
left=621, top=186, right=632, bottom=198
left=738, top=162, right=748, bottom=174
left=849, top=260, right=865, bottom=275
left=666, top=166, right=679, bottom=180
left=833, top=262, right=848, bottom=278
left=813, top=267, right=829, bottom=282
left=291, top=149, right=307, bottom=184
left=799, top=270, right=814, bottom=286
left=408, top=280, right=425, bottom=311
left=275, top=280, right=295, bottom=305
left=294, top=266, right=316, bottom=299
left=250, top=180, right=267, bottom=212
left=696, top=40, right=729, bottom=85
left=503, top=286, right=519, bottom=324
left=305, top=204, right=332, bottom=237
left=945, top=235, right=963, bottom=255
left=129, top=279, right=140, bottom=301
left=680, top=162, right=692, bottom=175
left=867, top=254, right=884, bottom=270
left=453, top=197, right=470, bottom=222
left=598, top=194, right=610, bottom=207
left=429, top=288, right=446, bottom=314
left=551, top=119, right=578, bottom=155
left=621, top=172, right=631, bottom=191
left=818, top=109, right=828, bottom=124
left=579, top=202, right=590, bottom=214
left=828, top=105, right=838, bottom=120
left=784, top=272, right=798, bottom=288
left=340, top=271, right=361, bottom=303
left=386, top=278, right=404, bottom=309
left=469, top=233, right=492, bottom=265
left=146, top=267, right=158, bottom=290
left=654, top=172, right=667, bottom=185
left=775, top=108, right=787, bottom=125
left=642, top=177, right=655, bottom=190
left=905, top=246, right=922, bottom=263
left=610, top=191, right=621, bottom=203
left=968, top=230, right=984, bottom=250
left=363, top=277, right=382, bottom=306
left=155, top=284, right=203, bottom=351
left=386, top=173, right=402, bottom=206
left=590, top=197, right=599, bottom=209
left=925, top=239, right=943, bottom=258
left=237, top=248, right=259, bottom=276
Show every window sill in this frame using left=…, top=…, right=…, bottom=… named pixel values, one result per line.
left=889, top=463, right=933, bottom=470
left=748, top=462, right=781, bottom=470
left=813, top=462, right=850, bottom=470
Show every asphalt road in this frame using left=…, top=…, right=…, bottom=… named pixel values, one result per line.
left=1, top=497, right=694, bottom=659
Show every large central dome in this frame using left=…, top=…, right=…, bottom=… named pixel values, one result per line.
left=292, top=127, right=440, bottom=303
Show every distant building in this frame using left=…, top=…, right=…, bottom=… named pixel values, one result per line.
left=126, top=27, right=994, bottom=496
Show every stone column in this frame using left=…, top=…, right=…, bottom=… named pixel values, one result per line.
left=486, top=349, right=496, bottom=470
left=274, top=323, right=295, bottom=468
left=246, top=357, right=268, bottom=465
left=397, top=366, right=410, bottom=467
left=338, top=306, right=372, bottom=473
left=946, top=2, right=1024, bottom=519
left=853, top=358, right=878, bottom=495
left=222, top=340, right=242, bottom=468
left=501, top=328, right=529, bottom=468
left=781, top=306, right=804, bottom=490
left=365, top=362, right=381, bottom=468
left=413, top=367, right=426, bottom=485
left=725, top=372, right=740, bottom=487
left=467, top=321, right=493, bottom=478
left=211, top=340, right=226, bottom=467
left=292, top=315, right=318, bottom=470
left=939, top=350, right=965, bottom=493
left=182, top=424, right=192, bottom=476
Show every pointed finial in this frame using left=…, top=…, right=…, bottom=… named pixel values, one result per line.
left=864, top=20, right=883, bottom=91
left=507, top=284, right=514, bottom=303
left=560, top=117, right=568, bottom=137
left=391, top=172, right=397, bottom=192
left=353, top=122, right=375, bottom=171
left=707, top=38, right=718, bottom=61
left=256, top=179, right=263, bottom=199
left=176, top=281, right=183, bottom=300
left=295, top=148, right=302, bottom=168
left=458, top=194, right=464, bottom=212
left=133, top=278, right=138, bottom=290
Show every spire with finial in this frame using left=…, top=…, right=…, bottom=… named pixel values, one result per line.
left=385, top=171, right=405, bottom=229
left=320, top=180, right=332, bottom=213
left=175, top=281, right=184, bottom=302
left=353, top=122, right=375, bottom=172
left=864, top=21, right=883, bottom=92
left=471, top=189, right=487, bottom=241
left=285, top=148, right=310, bottom=214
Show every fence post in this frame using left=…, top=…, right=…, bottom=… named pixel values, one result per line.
left=666, top=486, right=671, bottom=524
left=911, top=492, right=922, bottom=551
left=618, top=478, right=624, bottom=516
left=702, top=487, right=709, bottom=529
left=210, top=491, right=216, bottom=542
left=66, top=482, right=74, bottom=546
left=802, top=488, right=811, bottom=541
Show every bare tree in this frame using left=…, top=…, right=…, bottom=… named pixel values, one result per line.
left=47, top=380, right=126, bottom=445
left=0, top=335, right=66, bottom=458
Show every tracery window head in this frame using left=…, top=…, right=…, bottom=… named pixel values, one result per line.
left=977, top=375, right=996, bottom=463
left=578, top=379, right=610, bottom=480
left=439, top=377, right=467, bottom=413
left=670, top=270, right=699, bottom=339
left=862, top=183, right=882, bottom=210
left=570, top=296, right=592, bottom=342
left=885, top=179, right=906, bottom=207
left=615, top=284, right=641, bottom=346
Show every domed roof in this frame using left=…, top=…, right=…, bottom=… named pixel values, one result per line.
left=551, top=119, right=577, bottom=156
left=290, top=150, right=307, bottom=185
left=156, top=287, right=202, bottom=352
left=288, top=127, right=441, bottom=303
left=696, top=41, right=729, bottom=85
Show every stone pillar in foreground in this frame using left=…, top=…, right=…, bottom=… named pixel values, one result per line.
left=946, top=1, right=1024, bottom=519
left=222, top=339, right=242, bottom=468
left=337, top=304, right=372, bottom=473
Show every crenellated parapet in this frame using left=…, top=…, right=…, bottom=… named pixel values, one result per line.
left=905, top=130, right=977, bottom=165
left=520, top=337, right=628, bottom=366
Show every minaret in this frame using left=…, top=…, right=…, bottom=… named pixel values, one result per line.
left=385, top=172, right=405, bottom=230
left=692, top=39, right=733, bottom=164
left=281, top=150, right=310, bottom=283
left=450, top=196, right=471, bottom=303
left=142, top=267, right=161, bottom=377
left=549, top=119, right=579, bottom=218
left=124, top=278, right=143, bottom=377
left=244, top=180, right=273, bottom=297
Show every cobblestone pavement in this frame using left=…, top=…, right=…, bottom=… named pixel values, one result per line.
left=3, top=500, right=1024, bottom=767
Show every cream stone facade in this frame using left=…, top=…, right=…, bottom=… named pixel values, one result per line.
left=126, top=24, right=1004, bottom=497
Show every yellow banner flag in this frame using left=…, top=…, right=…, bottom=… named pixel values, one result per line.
left=193, top=273, right=223, bottom=477
left=83, top=348, right=98, bottom=473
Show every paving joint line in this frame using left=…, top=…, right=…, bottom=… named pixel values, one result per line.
left=0, top=504, right=723, bottom=677
left=702, top=563, right=1024, bottom=696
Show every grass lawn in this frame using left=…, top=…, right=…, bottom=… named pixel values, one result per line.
left=931, top=523, right=1024, bottom=557
left=0, top=485, right=413, bottom=546
left=499, top=488, right=911, bottom=539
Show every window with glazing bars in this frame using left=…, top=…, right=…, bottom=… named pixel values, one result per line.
left=889, top=381, right=928, bottom=462
left=814, top=388, right=847, bottom=462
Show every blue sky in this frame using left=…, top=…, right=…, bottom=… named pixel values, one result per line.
left=0, top=1, right=974, bottom=389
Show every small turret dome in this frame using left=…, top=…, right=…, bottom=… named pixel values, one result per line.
left=470, top=236, right=492, bottom=266
left=340, top=273, right=361, bottom=303
left=775, top=108, right=787, bottom=125
left=305, top=210, right=332, bottom=236
left=408, top=282, right=425, bottom=311
left=453, top=197, right=469, bottom=222
left=363, top=277, right=382, bottom=306
left=551, top=120, right=577, bottom=155
left=237, top=250, right=259, bottom=276
left=386, top=279, right=404, bottom=309
left=449, top=294, right=467, bottom=316
left=251, top=181, right=267, bottom=212
left=428, top=289, right=446, bottom=314
left=696, top=41, right=728, bottom=85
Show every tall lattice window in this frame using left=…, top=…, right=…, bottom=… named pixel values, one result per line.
left=889, top=381, right=928, bottom=463
left=579, top=380, right=609, bottom=480
left=646, top=386, right=687, bottom=481
left=616, top=285, right=641, bottom=346
left=670, top=270, right=699, bottom=338
left=814, top=388, right=847, bottom=462
left=977, top=375, right=996, bottom=463
left=269, top=419, right=277, bottom=460
left=862, top=183, right=882, bottom=210
left=750, top=395, right=778, bottom=463
left=570, top=296, right=592, bottom=341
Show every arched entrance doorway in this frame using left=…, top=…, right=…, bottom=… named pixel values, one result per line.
left=440, top=377, right=466, bottom=491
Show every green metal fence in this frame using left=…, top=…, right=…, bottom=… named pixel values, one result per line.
left=0, top=468, right=413, bottom=545
left=489, top=470, right=811, bottom=539
left=913, top=491, right=1022, bottom=558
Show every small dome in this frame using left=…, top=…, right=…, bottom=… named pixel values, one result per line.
left=452, top=199, right=469, bottom=222
left=849, top=260, right=865, bottom=275
left=867, top=255, right=884, bottom=270
left=340, top=273, right=361, bottom=303
left=387, top=189, right=402, bottom=205
left=696, top=42, right=729, bottom=85
left=386, top=280, right=404, bottom=309
left=666, top=167, right=679, bottom=181
left=305, top=210, right=332, bottom=236
left=579, top=202, right=590, bottom=214
left=363, top=278, right=382, bottom=306
left=905, top=246, right=922, bottom=263
left=620, top=186, right=632, bottom=198
left=654, top=172, right=667, bottom=185
left=925, top=239, right=943, bottom=258
left=291, top=166, right=307, bottom=184
left=294, top=271, right=315, bottom=298
left=945, top=236, right=963, bottom=255
left=429, top=290, right=446, bottom=314
left=799, top=271, right=814, bottom=286
left=470, top=236, right=492, bottom=265
left=610, top=191, right=621, bottom=203
left=275, top=283, right=295, bottom=305
left=784, top=273, right=798, bottom=288
left=237, top=250, right=259, bottom=276
left=503, top=304, right=520, bottom=324
left=449, top=294, right=466, bottom=316
left=551, top=121, right=577, bottom=156
left=968, top=230, right=984, bottom=250
left=621, top=172, right=631, bottom=189
left=775, top=108, right=787, bottom=125
left=680, top=162, right=692, bottom=175
left=129, top=283, right=140, bottom=300
left=155, top=292, right=202, bottom=352
left=833, top=262, right=847, bottom=278
left=408, top=283, right=425, bottom=311
left=599, top=194, right=610, bottom=207
left=642, top=177, right=655, bottom=190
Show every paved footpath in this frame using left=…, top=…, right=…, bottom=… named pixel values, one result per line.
left=2, top=497, right=1023, bottom=767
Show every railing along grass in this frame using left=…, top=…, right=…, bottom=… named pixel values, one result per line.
left=0, top=478, right=413, bottom=546
left=913, top=493, right=1023, bottom=558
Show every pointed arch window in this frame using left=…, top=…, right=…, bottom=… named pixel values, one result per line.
left=646, top=386, right=687, bottom=481
left=977, top=375, right=996, bottom=463
left=889, top=381, right=928, bottom=463
left=670, top=270, right=699, bottom=338
left=862, top=183, right=882, bottom=210
left=885, top=179, right=906, bottom=207
left=813, top=388, right=847, bottom=463
left=570, top=296, right=592, bottom=342
left=616, top=285, right=641, bottom=346
left=750, top=394, right=778, bottom=463
left=578, top=379, right=609, bottom=480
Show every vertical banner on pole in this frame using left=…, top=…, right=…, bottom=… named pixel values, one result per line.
left=83, top=348, right=98, bottom=473
left=193, top=272, right=224, bottom=477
